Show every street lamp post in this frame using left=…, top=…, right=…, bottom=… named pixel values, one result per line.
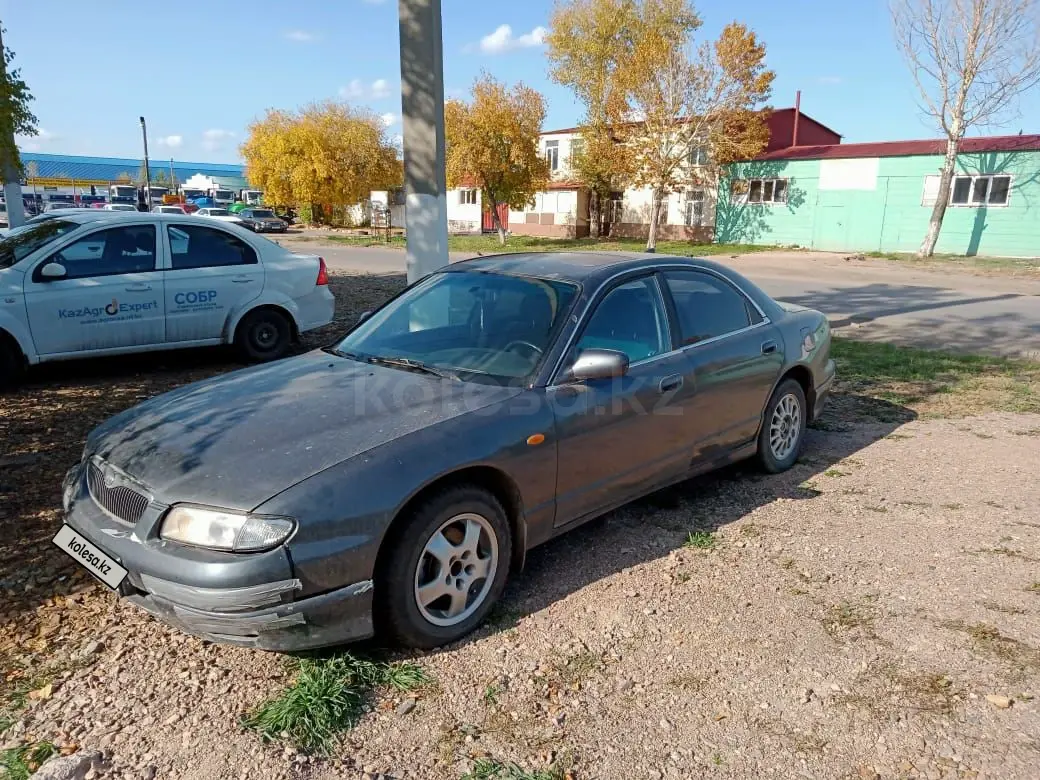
left=398, top=0, right=449, bottom=283
left=139, top=116, right=151, bottom=211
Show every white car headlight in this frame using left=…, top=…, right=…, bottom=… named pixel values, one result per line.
left=160, top=505, right=295, bottom=552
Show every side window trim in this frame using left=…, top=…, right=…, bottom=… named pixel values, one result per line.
left=660, top=268, right=771, bottom=351
left=550, top=272, right=672, bottom=384
left=32, top=224, right=159, bottom=282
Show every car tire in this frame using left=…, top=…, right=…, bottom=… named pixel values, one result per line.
left=0, top=337, right=24, bottom=391
left=235, top=309, right=292, bottom=362
left=377, top=485, right=512, bottom=649
left=757, top=378, right=807, bottom=473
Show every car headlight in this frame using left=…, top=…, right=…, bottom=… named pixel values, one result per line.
left=160, top=505, right=295, bottom=552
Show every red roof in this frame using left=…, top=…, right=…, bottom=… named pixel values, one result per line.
left=539, top=106, right=839, bottom=138
left=755, top=134, right=1040, bottom=161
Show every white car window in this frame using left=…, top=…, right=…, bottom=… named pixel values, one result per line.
left=39, top=225, right=157, bottom=280
left=167, top=225, right=257, bottom=270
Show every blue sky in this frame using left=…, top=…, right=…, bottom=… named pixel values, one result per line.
left=5, top=0, right=1039, bottom=162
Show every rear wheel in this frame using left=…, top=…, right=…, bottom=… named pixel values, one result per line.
left=235, top=309, right=292, bottom=362
left=757, top=378, right=807, bottom=473
left=377, top=486, right=512, bottom=648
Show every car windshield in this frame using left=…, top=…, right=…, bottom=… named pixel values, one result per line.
left=251, top=209, right=275, bottom=218
left=207, top=209, right=229, bottom=216
left=0, top=219, right=79, bottom=269
left=334, top=271, right=578, bottom=383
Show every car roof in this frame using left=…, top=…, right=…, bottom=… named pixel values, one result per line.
left=447, top=251, right=737, bottom=285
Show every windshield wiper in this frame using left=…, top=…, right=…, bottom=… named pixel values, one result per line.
left=322, top=346, right=364, bottom=361
left=365, top=355, right=460, bottom=380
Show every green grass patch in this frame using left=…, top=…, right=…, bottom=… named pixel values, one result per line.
left=831, top=338, right=1040, bottom=416
left=863, top=250, right=1040, bottom=276
left=683, top=530, right=717, bottom=549
left=461, top=758, right=569, bottom=780
left=315, top=232, right=772, bottom=258
left=242, top=654, right=429, bottom=754
left=0, top=741, right=57, bottom=780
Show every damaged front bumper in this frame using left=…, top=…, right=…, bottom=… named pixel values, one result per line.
left=62, top=462, right=375, bottom=651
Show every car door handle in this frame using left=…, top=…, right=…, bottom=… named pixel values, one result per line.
left=231, top=277, right=254, bottom=283
left=761, top=340, right=779, bottom=355
left=125, top=284, right=152, bottom=292
left=659, top=374, right=683, bottom=393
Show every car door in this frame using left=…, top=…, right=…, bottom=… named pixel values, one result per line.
left=162, top=223, right=264, bottom=343
left=23, top=223, right=165, bottom=355
left=660, top=269, right=783, bottom=459
left=549, top=275, right=690, bottom=527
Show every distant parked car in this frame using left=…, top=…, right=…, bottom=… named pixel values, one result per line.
left=195, top=207, right=246, bottom=226
left=237, top=208, right=288, bottom=233
left=152, top=205, right=189, bottom=215
left=50, top=252, right=834, bottom=652
left=45, top=202, right=77, bottom=212
left=103, top=204, right=138, bottom=212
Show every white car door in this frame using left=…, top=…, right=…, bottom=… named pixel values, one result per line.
left=162, top=223, right=264, bottom=343
left=23, top=222, right=165, bottom=355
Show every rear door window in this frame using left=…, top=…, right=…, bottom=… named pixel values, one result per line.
left=661, top=271, right=755, bottom=345
left=167, top=225, right=258, bottom=269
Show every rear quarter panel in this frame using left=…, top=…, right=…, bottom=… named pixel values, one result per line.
left=222, top=250, right=329, bottom=339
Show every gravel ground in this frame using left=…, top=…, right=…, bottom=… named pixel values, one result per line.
left=2, top=273, right=1038, bottom=780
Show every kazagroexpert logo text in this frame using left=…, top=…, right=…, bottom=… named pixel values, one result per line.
left=58, top=299, right=159, bottom=319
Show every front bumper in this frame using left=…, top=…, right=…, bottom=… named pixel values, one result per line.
left=61, top=462, right=374, bottom=651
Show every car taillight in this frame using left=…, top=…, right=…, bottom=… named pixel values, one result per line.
left=316, top=257, right=329, bottom=286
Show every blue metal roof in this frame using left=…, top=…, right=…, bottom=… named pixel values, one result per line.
left=18, top=152, right=248, bottom=187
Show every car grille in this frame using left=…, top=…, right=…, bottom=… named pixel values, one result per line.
left=87, top=460, right=150, bottom=525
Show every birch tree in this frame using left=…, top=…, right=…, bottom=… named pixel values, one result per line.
left=892, top=0, right=1040, bottom=257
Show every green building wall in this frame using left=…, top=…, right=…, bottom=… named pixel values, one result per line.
left=717, top=150, right=1040, bottom=257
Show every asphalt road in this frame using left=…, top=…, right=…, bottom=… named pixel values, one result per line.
left=289, top=241, right=1040, bottom=358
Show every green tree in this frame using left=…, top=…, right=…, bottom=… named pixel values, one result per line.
left=152, top=170, right=170, bottom=187
left=0, top=25, right=37, bottom=177
left=445, top=74, right=550, bottom=244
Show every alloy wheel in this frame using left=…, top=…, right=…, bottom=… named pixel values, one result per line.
left=769, top=393, right=801, bottom=461
left=414, top=513, right=499, bottom=627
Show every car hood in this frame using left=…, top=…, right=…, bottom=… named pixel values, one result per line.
left=87, top=350, right=523, bottom=510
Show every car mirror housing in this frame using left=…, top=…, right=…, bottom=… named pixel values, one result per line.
left=40, top=262, right=68, bottom=280
left=562, top=348, right=629, bottom=382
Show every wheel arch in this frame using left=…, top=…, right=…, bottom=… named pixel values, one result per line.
left=226, top=301, right=300, bottom=344
left=0, top=323, right=33, bottom=366
left=758, top=363, right=815, bottom=437
left=374, top=465, right=527, bottom=583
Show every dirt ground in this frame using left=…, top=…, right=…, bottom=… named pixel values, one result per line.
left=1, top=273, right=1038, bottom=780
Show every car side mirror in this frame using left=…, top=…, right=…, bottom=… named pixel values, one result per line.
left=40, top=262, right=67, bottom=280
left=561, top=348, right=629, bottom=383
left=357, top=310, right=373, bottom=325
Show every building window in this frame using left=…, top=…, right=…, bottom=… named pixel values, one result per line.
left=569, top=139, right=585, bottom=164
left=951, top=174, right=1010, bottom=206
left=684, top=189, right=705, bottom=226
left=687, top=145, right=709, bottom=167
left=737, top=178, right=787, bottom=205
left=459, top=189, right=478, bottom=205
left=545, top=140, right=560, bottom=171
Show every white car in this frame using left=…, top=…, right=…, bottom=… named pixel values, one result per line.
left=152, top=205, right=188, bottom=215
left=195, top=207, right=247, bottom=226
left=103, top=203, right=138, bottom=212
left=0, top=211, right=335, bottom=386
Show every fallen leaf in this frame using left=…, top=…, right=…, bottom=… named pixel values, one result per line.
left=28, top=682, right=52, bottom=700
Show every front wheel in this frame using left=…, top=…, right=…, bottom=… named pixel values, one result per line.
left=757, top=378, right=807, bottom=473
left=235, top=309, right=292, bottom=362
left=0, top=339, right=24, bottom=391
left=377, top=486, right=512, bottom=648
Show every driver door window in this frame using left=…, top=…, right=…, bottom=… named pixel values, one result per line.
left=23, top=224, right=165, bottom=355
left=573, top=277, right=670, bottom=363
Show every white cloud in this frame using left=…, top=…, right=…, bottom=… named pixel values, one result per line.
left=339, top=78, right=394, bottom=101
left=476, top=24, right=547, bottom=54
left=202, top=128, right=235, bottom=152
left=17, top=127, right=59, bottom=152
left=380, top=112, right=398, bottom=128
left=285, top=30, right=317, bottom=43
left=156, top=135, right=183, bottom=149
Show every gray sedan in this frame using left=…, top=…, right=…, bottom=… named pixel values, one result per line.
left=57, top=252, right=834, bottom=650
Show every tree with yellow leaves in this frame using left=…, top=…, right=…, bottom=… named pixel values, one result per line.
left=547, top=0, right=774, bottom=250
left=240, top=101, right=401, bottom=219
left=445, top=74, right=550, bottom=244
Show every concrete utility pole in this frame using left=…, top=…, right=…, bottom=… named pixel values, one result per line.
left=398, top=0, right=449, bottom=283
left=139, top=117, right=151, bottom=211
left=0, top=25, right=26, bottom=228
